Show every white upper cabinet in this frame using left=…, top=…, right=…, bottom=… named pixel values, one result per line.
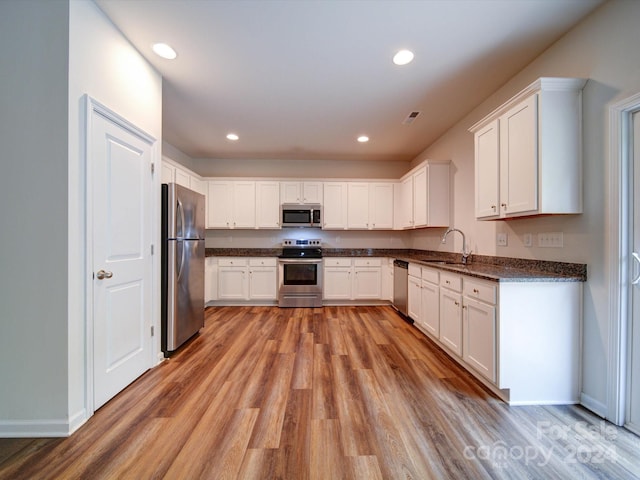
left=174, top=167, right=191, bottom=188
left=207, top=180, right=256, bottom=229
left=347, top=182, right=394, bottom=229
left=470, top=77, right=586, bottom=220
left=255, top=181, right=280, bottom=229
left=396, top=160, right=450, bottom=229
left=322, top=182, right=348, bottom=229
left=280, top=181, right=323, bottom=204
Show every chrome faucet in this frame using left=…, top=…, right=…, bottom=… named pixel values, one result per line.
left=441, top=228, right=471, bottom=265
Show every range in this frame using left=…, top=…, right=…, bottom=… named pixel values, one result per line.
left=278, top=239, right=323, bottom=308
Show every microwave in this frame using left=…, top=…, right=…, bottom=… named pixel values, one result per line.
left=280, top=204, right=322, bottom=228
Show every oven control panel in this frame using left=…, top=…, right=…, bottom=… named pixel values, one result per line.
left=282, top=238, right=321, bottom=247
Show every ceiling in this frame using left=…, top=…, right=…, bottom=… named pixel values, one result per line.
left=96, top=0, right=603, bottom=163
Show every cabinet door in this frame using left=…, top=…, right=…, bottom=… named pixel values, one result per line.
left=323, top=182, right=348, bottom=229
left=347, top=183, right=370, bottom=229
left=463, top=298, right=496, bottom=382
left=421, top=281, right=439, bottom=337
left=475, top=119, right=500, bottom=219
left=190, top=176, right=208, bottom=196
left=232, top=181, right=256, bottom=228
left=249, top=267, right=277, bottom=300
left=161, top=163, right=175, bottom=184
left=256, top=181, right=281, bottom=229
left=413, top=166, right=428, bottom=227
left=280, top=182, right=301, bottom=203
left=369, top=183, right=394, bottom=229
left=174, top=167, right=191, bottom=188
left=399, top=176, right=414, bottom=228
left=218, top=266, right=248, bottom=300
left=323, top=267, right=352, bottom=299
left=500, top=94, right=538, bottom=216
left=303, top=182, right=323, bottom=204
left=407, top=275, right=422, bottom=323
left=207, top=181, right=232, bottom=228
left=353, top=267, right=381, bottom=299
left=440, top=289, right=462, bottom=356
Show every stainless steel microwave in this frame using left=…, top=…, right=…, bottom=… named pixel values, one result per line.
left=280, top=204, right=322, bottom=228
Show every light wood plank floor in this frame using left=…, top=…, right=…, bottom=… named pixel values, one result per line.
left=1, top=306, right=639, bottom=479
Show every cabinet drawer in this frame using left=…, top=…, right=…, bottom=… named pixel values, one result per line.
left=354, top=258, right=382, bottom=267
left=464, top=278, right=497, bottom=304
left=249, top=257, right=276, bottom=267
left=440, top=272, right=462, bottom=292
left=218, top=258, right=248, bottom=267
left=324, top=258, right=352, bottom=267
left=408, top=263, right=422, bottom=277
left=421, top=267, right=439, bottom=285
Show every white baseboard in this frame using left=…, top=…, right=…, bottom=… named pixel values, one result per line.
left=580, top=392, right=607, bottom=418
left=0, top=408, right=88, bottom=438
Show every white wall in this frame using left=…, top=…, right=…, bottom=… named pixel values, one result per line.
left=0, top=1, right=70, bottom=435
left=0, top=0, right=162, bottom=437
left=407, top=0, right=640, bottom=416
left=193, top=157, right=410, bottom=179
left=68, top=0, right=162, bottom=432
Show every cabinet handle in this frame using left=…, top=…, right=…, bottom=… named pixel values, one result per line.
left=454, top=301, right=460, bottom=306
left=473, top=288, right=479, bottom=294
left=445, top=280, right=450, bottom=285
left=501, top=203, right=507, bottom=209
left=491, top=205, right=496, bottom=211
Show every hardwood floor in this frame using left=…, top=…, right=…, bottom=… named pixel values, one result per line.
left=1, top=305, right=639, bottom=479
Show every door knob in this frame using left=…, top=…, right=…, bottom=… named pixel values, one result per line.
left=96, top=269, right=113, bottom=280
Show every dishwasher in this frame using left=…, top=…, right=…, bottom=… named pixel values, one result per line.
left=393, top=259, right=409, bottom=319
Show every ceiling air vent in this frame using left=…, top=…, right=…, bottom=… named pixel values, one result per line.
left=402, top=111, right=421, bottom=125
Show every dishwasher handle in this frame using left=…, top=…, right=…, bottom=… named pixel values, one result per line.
left=393, top=259, right=409, bottom=269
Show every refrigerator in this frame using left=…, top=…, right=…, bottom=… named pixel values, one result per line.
left=161, top=183, right=206, bottom=355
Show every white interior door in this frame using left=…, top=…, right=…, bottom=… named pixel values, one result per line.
left=91, top=107, right=153, bottom=410
left=628, top=111, right=640, bottom=435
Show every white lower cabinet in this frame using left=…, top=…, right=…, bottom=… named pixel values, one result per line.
left=323, top=258, right=353, bottom=300
left=463, top=277, right=497, bottom=382
left=217, top=258, right=249, bottom=300
left=248, top=258, right=277, bottom=300
left=439, top=286, right=463, bottom=356
left=323, top=257, right=384, bottom=301
left=353, top=258, right=382, bottom=299
left=409, top=266, right=581, bottom=405
left=216, top=257, right=277, bottom=301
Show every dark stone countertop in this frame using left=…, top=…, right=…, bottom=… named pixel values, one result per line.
left=205, top=248, right=586, bottom=283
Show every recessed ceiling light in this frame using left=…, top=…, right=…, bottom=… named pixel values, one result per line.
left=393, top=49, right=414, bottom=66
left=152, top=43, right=177, bottom=60
left=357, top=135, right=369, bottom=143
left=226, top=133, right=239, bottom=141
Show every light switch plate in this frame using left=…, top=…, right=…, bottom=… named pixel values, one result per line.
left=523, top=233, right=533, bottom=247
left=497, top=233, right=508, bottom=246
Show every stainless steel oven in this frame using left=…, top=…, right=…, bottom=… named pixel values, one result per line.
left=278, top=239, right=323, bottom=307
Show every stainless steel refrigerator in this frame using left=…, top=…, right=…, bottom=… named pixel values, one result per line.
left=161, top=183, right=205, bottom=355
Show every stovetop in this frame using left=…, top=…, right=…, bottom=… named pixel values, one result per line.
left=279, top=238, right=323, bottom=258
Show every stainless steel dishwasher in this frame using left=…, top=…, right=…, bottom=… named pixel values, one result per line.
left=393, top=259, right=409, bottom=318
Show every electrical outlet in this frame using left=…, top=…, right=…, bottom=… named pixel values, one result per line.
left=538, top=232, right=564, bottom=248
left=497, top=233, right=508, bottom=246
left=523, top=233, right=533, bottom=247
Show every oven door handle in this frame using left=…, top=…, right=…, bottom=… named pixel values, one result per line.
left=278, top=258, right=323, bottom=264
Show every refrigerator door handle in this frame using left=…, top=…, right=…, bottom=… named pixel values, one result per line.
left=176, top=199, right=185, bottom=239
left=176, top=239, right=185, bottom=281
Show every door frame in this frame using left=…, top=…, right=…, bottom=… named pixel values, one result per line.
left=607, top=91, right=640, bottom=425
left=84, top=96, right=159, bottom=416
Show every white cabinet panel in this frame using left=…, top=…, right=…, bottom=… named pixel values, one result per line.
left=347, top=183, right=370, bottom=229
left=353, top=267, right=381, bottom=299
left=440, top=286, right=462, bottom=356
left=207, top=180, right=256, bottom=229
left=470, top=77, right=585, bottom=220
left=463, top=298, right=496, bottom=382
left=369, top=183, right=394, bottom=229
left=256, top=181, right=280, bottom=229
left=323, top=182, right=348, bottom=229
left=323, top=266, right=352, bottom=300
left=174, top=167, right=190, bottom=188
left=280, top=181, right=322, bottom=204
left=397, top=160, right=449, bottom=229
